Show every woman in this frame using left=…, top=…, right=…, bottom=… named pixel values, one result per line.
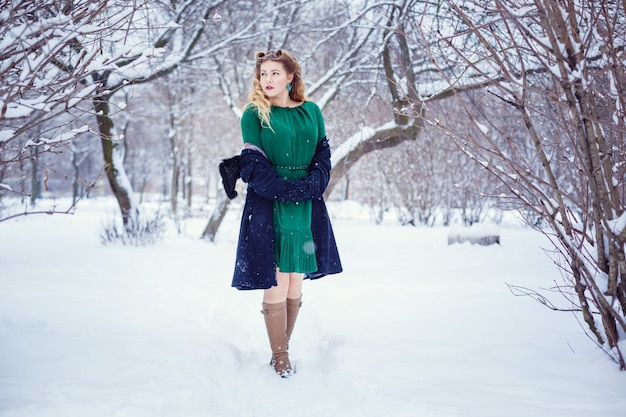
left=231, top=49, right=342, bottom=377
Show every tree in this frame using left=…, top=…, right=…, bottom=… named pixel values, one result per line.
left=413, top=0, right=626, bottom=368
left=89, top=0, right=229, bottom=225
left=0, top=0, right=137, bottom=219
left=200, top=0, right=515, bottom=236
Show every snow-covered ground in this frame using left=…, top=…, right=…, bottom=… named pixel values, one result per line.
left=1, top=198, right=624, bottom=417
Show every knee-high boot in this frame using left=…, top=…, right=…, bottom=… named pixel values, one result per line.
left=261, top=301, right=293, bottom=377
left=285, top=296, right=302, bottom=350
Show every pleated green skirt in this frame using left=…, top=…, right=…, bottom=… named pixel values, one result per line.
left=273, top=200, right=318, bottom=273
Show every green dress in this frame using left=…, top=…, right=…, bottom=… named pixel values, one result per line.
left=240, top=101, right=326, bottom=273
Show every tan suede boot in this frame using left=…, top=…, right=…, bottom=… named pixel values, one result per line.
left=285, top=296, right=302, bottom=350
left=261, top=301, right=293, bottom=377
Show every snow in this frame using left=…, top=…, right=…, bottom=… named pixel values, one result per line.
left=67, top=85, right=99, bottom=108
left=608, top=211, right=626, bottom=236
left=332, top=120, right=396, bottom=166
left=23, top=125, right=90, bottom=150
left=1, top=97, right=51, bottom=119
left=475, top=121, right=489, bottom=135
left=1, top=198, right=625, bottom=417
left=0, top=129, right=15, bottom=143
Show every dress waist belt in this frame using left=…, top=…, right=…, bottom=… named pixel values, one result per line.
left=274, top=165, right=308, bottom=170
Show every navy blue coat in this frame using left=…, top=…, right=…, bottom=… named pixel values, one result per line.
left=231, top=138, right=342, bottom=290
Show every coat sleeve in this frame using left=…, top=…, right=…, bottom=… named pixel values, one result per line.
left=240, top=137, right=331, bottom=203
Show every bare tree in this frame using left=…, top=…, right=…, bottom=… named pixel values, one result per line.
left=413, top=0, right=626, bottom=368
left=202, top=0, right=433, bottom=235
left=0, top=0, right=137, bottom=218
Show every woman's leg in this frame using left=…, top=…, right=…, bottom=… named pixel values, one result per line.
left=285, top=273, right=304, bottom=350
left=287, top=272, right=304, bottom=299
left=262, top=270, right=292, bottom=376
left=261, top=299, right=291, bottom=376
left=262, top=271, right=305, bottom=376
left=263, top=271, right=304, bottom=303
left=263, top=269, right=290, bottom=303
left=262, top=271, right=304, bottom=350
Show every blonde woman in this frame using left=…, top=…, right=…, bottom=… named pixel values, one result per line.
left=230, top=50, right=342, bottom=377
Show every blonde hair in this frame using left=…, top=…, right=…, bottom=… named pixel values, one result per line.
left=245, top=49, right=308, bottom=129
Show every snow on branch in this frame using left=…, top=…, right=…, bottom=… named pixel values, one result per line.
left=331, top=120, right=397, bottom=167
left=23, top=125, right=89, bottom=151
left=0, top=0, right=138, bottom=142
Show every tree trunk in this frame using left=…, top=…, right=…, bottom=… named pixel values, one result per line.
left=71, top=145, right=79, bottom=205
left=93, top=94, right=135, bottom=225
left=170, top=152, right=179, bottom=215
left=186, top=150, right=193, bottom=208
left=29, top=145, right=40, bottom=205
left=326, top=36, right=423, bottom=197
left=201, top=194, right=231, bottom=242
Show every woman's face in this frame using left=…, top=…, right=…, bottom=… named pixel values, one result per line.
left=259, top=61, right=293, bottom=102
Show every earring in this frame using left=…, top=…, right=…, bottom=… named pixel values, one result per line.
left=286, top=83, right=292, bottom=92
